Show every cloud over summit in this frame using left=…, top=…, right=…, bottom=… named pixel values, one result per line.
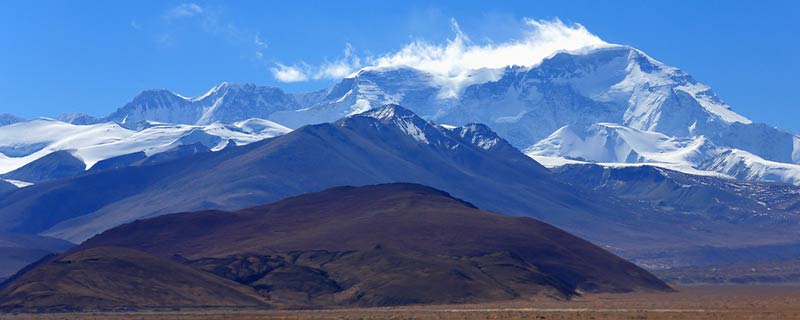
left=270, top=18, right=609, bottom=85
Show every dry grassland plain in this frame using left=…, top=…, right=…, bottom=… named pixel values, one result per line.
left=3, top=285, right=800, bottom=320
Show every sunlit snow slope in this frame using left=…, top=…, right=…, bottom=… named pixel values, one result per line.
left=0, top=118, right=290, bottom=177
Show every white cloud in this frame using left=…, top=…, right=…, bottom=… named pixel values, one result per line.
left=271, top=44, right=362, bottom=83
left=314, top=43, right=362, bottom=79
left=271, top=18, right=610, bottom=86
left=169, top=3, right=204, bottom=18
left=271, top=64, right=308, bottom=82
left=370, top=18, right=606, bottom=76
left=130, top=20, right=143, bottom=31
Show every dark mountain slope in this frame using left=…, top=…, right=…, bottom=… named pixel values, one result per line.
left=0, top=180, right=15, bottom=194
left=0, top=233, right=74, bottom=281
left=1, top=150, right=85, bottom=183
left=87, top=151, right=147, bottom=172
left=3, top=183, right=667, bottom=309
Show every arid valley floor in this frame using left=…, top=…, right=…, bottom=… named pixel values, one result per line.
left=3, top=285, right=800, bottom=320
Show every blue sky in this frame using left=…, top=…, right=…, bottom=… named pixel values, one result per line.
left=1, top=1, right=799, bottom=132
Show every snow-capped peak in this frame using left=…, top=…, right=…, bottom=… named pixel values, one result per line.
left=455, top=123, right=502, bottom=151
left=357, top=104, right=415, bottom=121
left=191, top=81, right=230, bottom=102
left=347, top=104, right=433, bottom=144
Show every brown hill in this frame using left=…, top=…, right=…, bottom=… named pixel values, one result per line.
left=1, top=183, right=669, bottom=310
left=0, top=246, right=267, bottom=311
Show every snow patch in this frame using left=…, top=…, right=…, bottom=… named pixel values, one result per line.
left=3, top=179, right=33, bottom=188
left=528, top=156, right=589, bottom=168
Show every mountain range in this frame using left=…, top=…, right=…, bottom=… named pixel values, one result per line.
left=2, top=43, right=800, bottom=285
left=3, top=46, right=799, bottom=187
left=6, top=45, right=796, bottom=186
left=1, top=104, right=799, bottom=274
left=0, top=105, right=609, bottom=244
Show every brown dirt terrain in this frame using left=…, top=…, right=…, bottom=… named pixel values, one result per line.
left=3, top=285, right=800, bottom=319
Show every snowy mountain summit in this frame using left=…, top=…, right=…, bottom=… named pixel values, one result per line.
left=3, top=45, right=799, bottom=185
left=105, top=82, right=300, bottom=128
left=274, top=45, right=800, bottom=184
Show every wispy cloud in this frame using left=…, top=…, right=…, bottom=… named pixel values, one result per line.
left=271, top=18, right=609, bottom=85
left=169, top=3, right=204, bottom=18
left=269, top=43, right=361, bottom=82
left=314, top=43, right=361, bottom=79
left=271, top=64, right=308, bottom=82
left=371, top=18, right=607, bottom=76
